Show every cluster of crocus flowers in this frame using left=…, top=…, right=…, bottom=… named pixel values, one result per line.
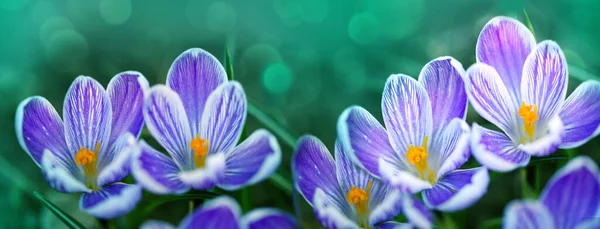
left=467, top=16, right=600, bottom=171
left=16, top=73, right=148, bottom=218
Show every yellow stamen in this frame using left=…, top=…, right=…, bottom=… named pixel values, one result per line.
left=518, top=102, right=539, bottom=142
left=346, top=180, right=373, bottom=229
left=74, top=142, right=100, bottom=190
left=190, top=136, right=209, bottom=168
left=406, top=136, right=436, bottom=184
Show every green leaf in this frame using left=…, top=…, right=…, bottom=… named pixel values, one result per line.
left=269, top=172, right=293, bottom=196
left=478, top=217, right=502, bottom=229
left=225, top=46, right=234, bottom=81
left=247, top=102, right=298, bottom=149
left=528, top=156, right=568, bottom=166
left=141, top=192, right=219, bottom=216
left=523, top=9, right=535, bottom=37
left=33, top=191, right=86, bottom=229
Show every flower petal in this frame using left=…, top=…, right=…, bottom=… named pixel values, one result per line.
left=575, top=219, right=600, bottom=229
left=382, top=74, right=433, bottom=156
left=218, top=129, right=281, bottom=190
left=430, top=118, right=471, bottom=178
left=418, top=56, right=467, bottom=131
left=243, top=209, right=296, bottom=229
left=422, top=167, right=489, bottom=212
left=178, top=153, right=226, bottom=190
left=368, top=189, right=404, bottom=226
left=540, top=156, right=600, bottom=229
left=15, top=96, right=71, bottom=168
left=503, top=200, right=555, bottom=229
left=379, top=158, right=432, bottom=193
left=63, top=76, right=113, bottom=169
left=374, top=222, right=413, bottom=229
left=517, top=116, right=565, bottom=156
left=131, top=142, right=189, bottom=194
left=41, top=149, right=89, bottom=193
left=476, top=16, right=536, bottom=104
left=471, top=123, right=530, bottom=172
left=313, top=188, right=359, bottom=229
left=292, top=135, right=346, bottom=208
left=139, top=220, right=175, bottom=229
left=337, top=105, right=404, bottom=178
left=521, top=41, right=568, bottom=129
left=167, top=48, right=228, bottom=136
left=559, top=80, right=600, bottom=148
left=79, top=182, right=141, bottom=219
left=200, top=81, right=247, bottom=154
left=97, top=133, right=136, bottom=187
left=403, top=195, right=433, bottom=229
left=465, top=63, right=520, bottom=139
left=144, top=85, right=193, bottom=170
left=107, top=71, right=148, bottom=144
left=179, top=196, right=242, bottom=229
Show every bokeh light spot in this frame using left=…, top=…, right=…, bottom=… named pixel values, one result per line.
left=242, top=44, right=282, bottom=71
left=205, top=1, right=237, bottom=33
left=273, top=0, right=302, bottom=26
left=39, top=17, right=74, bottom=47
left=31, top=1, right=58, bottom=25
left=99, top=0, right=132, bottom=25
left=333, top=47, right=366, bottom=93
left=45, top=30, right=89, bottom=72
left=262, top=62, right=293, bottom=94
left=365, top=0, right=424, bottom=41
left=348, top=12, right=380, bottom=45
left=0, top=0, right=28, bottom=11
left=300, top=0, right=329, bottom=23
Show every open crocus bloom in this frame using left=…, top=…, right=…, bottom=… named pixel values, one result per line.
left=338, top=57, right=489, bottom=212
left=293, top=135, right=432, bottom=229
left=503, top=156, right=600, bottom=229
left=132, top=48, right=281, bottom=194
left=15, top=73, right=148, bottom=218
left=139, top=196, right=296, bottom=229
left=467, top=16, right=600, bottom=172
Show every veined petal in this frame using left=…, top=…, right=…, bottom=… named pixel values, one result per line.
left=465, top=63, right=520, bottom=139
left=382, top=74, right=433, bottom=156
left=403, top=194, right=433, bottom=229
left=575, top=219, right=600, bottom=229
left=379, top=159, right=432, bottom=193
left=313, top=188, right=359, bottom=229
left=517, top=116, right=565, bottom=156
left=540, top=156, right=600, bottom=229
left=471, top=123, right=530, bottom=172
left=218, top=129, right=281, bottom=190
left=503, top=200, right=555, bottom=229
left=131, top=142, right=189, bottom=194
left=144, top=85, right=193, bottom=170
left=418, top=56, right=467, bottom=131
left=422, top=167, right=489, bottom=212
left=107, top=71, right=148, bottom=144
left=292, top=135, right=346, bottom=208
left=139, top=220, right=175, bottom=229
left=368, top=190, right=404, bottom=225
left=79, top=183, right=141, bottom=219
left=337, top=105, right=404, bottom=178
left=521, top=41, right=568, bottom=128
left=63, top=76, right=113, bottom=169
left=97, top=133, right=135, bottom=187
left=200, top=81, right=247, bottom=154
left=167, top=48, right=228, bottom=136
left=179, top=153, right=226, bottom=190
left=559, top=80, right=600, bottom=148
left=179, top=196, right=242, bottom=229
left=243, top=209, right=296, bottom=229
left=41, top=149, right=90, bottom=193
left=375, top=222, right=414, bottom=229
left=430, top=118, right=471, bottom=178
left=476, top=16, right=536, bottom=104
left=15, top=96, right=72, bottom=169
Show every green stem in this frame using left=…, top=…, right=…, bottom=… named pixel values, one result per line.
left=189, top=200, right=194, bottom=214
left=241, top=188, right=250, bottom=212
left=248, top=102, right=297, bottom=149
left=269, top=172, right=293, bottom=196
left=534, top=164, right=541, bottom=195
left=565, top=148, right=577, bottom=159
left=520, top=168, right=534, bottom=198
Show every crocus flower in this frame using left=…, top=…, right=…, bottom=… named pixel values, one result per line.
left=466, top=16, right=600, bottom=171
left=293, top=135, right=433, bottom=229
left=139, top=196, right=296, bottom=229
left=502, top=156, right=600, bottom=229
left=132, top=48, right=281, bottom=194
left=15, top=73, right=148, bottom=218
left=337, top=57, right=490, bottom=212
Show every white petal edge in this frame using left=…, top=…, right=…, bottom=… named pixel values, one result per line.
left=139, top=220, right=176, bottom=229
left=503, top=200, right=555, bottom=229
left=131, top=141, right=190, bottom=195
left=403, top=195, right=432, bottom=229
left=97, top=133, right=136, bottom=187
left=179, top=196, right=242, bottom=228
left=313, top=188, right=359, bottom=229
left=80, top=184, right=142, bottom=219
left=517, top=116, right=565, bottom=156
left=379, top=158, right=432, bottom=193
left=427, top=167, right=489, bottom=212
left=435, top=118, right=471, bottom=179
left=41, top=149, right=90, bottom=193
left=179, top=153, right=226, bottom=189
left=242, top=208, right=294, bottom=228
left=470, top=123, right=530, bottom=172
left=369, top=189, right=404, bottom=225
left=539, top=155, right=600, bottom=201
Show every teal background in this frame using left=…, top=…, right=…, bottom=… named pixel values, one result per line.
left=1, top=0, right=599, bottom=228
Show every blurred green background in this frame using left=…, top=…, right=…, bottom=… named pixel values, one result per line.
left=1, top=0, right=599, bottom=228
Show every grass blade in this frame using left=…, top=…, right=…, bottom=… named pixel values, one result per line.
left=248, top=102, right=298, bottom=149
left=225, top=46, right=234, bottom=80
left=33, top=191, right=86, bottom=229
left=269, top=172, right=293, bottom=196
left=523, top=9, right=535, bottom=37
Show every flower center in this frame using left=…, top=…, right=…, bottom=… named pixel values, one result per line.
left=518, top=101, right=539, bottom=142
left=346, top=180, right=373, bottom=229
left=74, top=142, right=100, bottom=190
left=406, top=136, right=436, bottom=184
left=190, top=136, right=209, bottom=168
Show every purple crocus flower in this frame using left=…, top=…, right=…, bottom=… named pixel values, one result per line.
left=467, top=16, right=600, bottom=171
left=292, top=135, right=433, bottom=229
left=139, top=196, right=296, bottom=229
left=132, top=48, right=281, bottom=194
left=15, top=73, right=148, bottom=218
left=337, top=57, right=490, bottom=212
left=502, top=156, right=600, bottom=229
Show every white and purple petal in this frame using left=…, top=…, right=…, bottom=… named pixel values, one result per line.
left=131, top=142, right=189, bottom=194
left=375, top=222, right=414, bottom=229
left=313, top=188, right=359, bottom=229
left=471, top=123, right=530, bottom=172
left=559, top=80, right=600, bottom=148
left=368, top=189, right=403, bottom=226
left=167, top=48, right=228, bottom=136
left=40, top=149, right=89, bottom=193
left=107, top=71, right=148, bottom=144
left=144, top=85, right=193, bottom=170
left=243, top=209, right=296, bottom=229
left=79, top=182, right=141, bottom=219
left=218, top=129, right=280, bottom=190
left=179, top=196, right=242, bottom=229
left=379, top=159, right=432, bottom=193
left=422, top=167, right=489, bottom=212
left=403, top=195, right=433, bottom=229
left=97, top=133, right=136, bottom=187
left=517, top=116, right=565, bottom=156
left=540, top=156, right=600, bottom=229
left=430, top=118, right=470, bottom=178
left=200, top=81, right=247, bottom=154
left=179, top=153, right=226, bottom=190
left=503, top=200, right=555, bottom=229
left=139, top=220, right=175, bottom=229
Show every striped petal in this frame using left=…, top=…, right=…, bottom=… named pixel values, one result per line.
left=503, top=200, right=555, bottom=229
left=422, top=167, right=489, bottom=212
left=131, top=142, right=189, bottom=194
left=79, top=183, right=141, bottom=219
left=559, top=81, right=600, bottom=148
left=243, top=209, right=296, bottom=229
left=471, top=123, right=530, bottom=172
left=179, top=196, right=242, bottom=229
